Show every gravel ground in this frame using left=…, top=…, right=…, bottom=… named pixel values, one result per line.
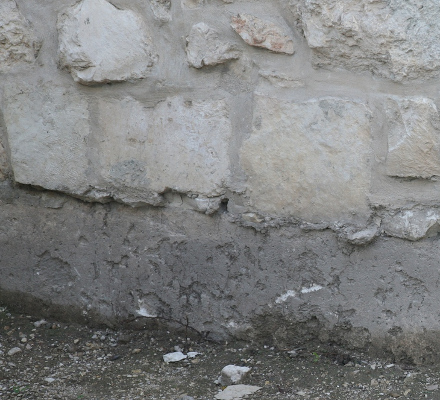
left=1, top=305, right=440, bottom=400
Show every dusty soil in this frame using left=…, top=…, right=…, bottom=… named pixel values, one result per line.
left=1, top=305, right=440, bottom=400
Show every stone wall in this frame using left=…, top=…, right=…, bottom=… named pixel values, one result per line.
left=2, top=0, right=440, bottom=363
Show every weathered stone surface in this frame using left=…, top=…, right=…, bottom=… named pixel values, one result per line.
left=293, top=0, right=440, bottom=81
left=97, top=96, right=231, bottom=199
left=385, top=97, right=440, bottom=179
left=186, top=23, right=240, bottom=68
left=342, top=223, right=380, bottom=246
left=0, top=0, right=40, bottom=72
left=383, top=209, right=440, bottom=241
left=3, top=88, right=231, bottom=206
left=4, top=84, right=91, bottom=196
left=149, top=0, right=171, bottom=22
left=231, top=14, right=294, bottom=54
left=241, top=96, right=372, bottom=223
left=57, top=0, right=156, bottom=85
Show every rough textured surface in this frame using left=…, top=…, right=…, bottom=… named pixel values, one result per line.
left=241, top=95, right=372, bottom=223
left=3, top=0, right=440, bottom=365
left=3, top=89, right=231, bottom=205
left=186, top=23, right=240, bottom=68
left=385, top=97, right=440, bottom=179
left=0, top=0, right=40, bottom=72
left=149, top=0, right=172, bottom=23
left=382, top=208, right=440, bottom=241
left=97, top=96, right=232, bottom=200
left=3, top=83, right=91, bottom=196
left=57, top=0, right=156, bottom=85
left=293, top=0, right=440, bottom=81
left=3, top=185, right=440, bottom=364
left=231, top=14, right=294, bottom=54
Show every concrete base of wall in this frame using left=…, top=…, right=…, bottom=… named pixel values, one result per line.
left=1, top=182, right=440, bottom=364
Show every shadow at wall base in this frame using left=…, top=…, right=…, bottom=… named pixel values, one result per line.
left=2, top=288, right=440, bottom=366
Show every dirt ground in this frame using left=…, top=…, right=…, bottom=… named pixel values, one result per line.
left=1, top=305, right=440, bottom=400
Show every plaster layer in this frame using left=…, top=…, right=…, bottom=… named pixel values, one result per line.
left=1, top=186, right=440, bottom=364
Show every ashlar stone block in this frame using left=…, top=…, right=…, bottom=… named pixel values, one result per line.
left=241, top=95, right=372, bottom=223
left=4, top=84, right=91, bottom=195
left=385, top=97, right=440, bottom=179
left=97, top=96, right=232, bottom=199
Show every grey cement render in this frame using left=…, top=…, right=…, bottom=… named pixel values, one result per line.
left=1, top=0, right=440, bottom=364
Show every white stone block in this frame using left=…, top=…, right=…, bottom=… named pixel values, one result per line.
left=241, top=95, right=372, bottom=223
left=97, top=96, right=232, bottom=199
left=385, top=97, right=440, bottom=179
left=57, top=0, right=156, bottom=85
left=220, top=365, right=251, bottom=385
left=383, top=209, right=440, bottom=241
left=0, top=0, right=40, bottom=72
left=186, top=23, right=240, bottom=68
left=294, top=0, right=440, bottom=81
left=4, top=84, right=91, bottom=196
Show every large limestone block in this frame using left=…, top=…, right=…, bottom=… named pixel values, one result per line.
left=186, top=23, right=240, bottom=68
left=0, top=0, right=40, bottom=72
left=385, top=97, right=440, bottom=179
left=97, top=96, right=231, bottom=198
left=57, top=0, right=156, bottom=85
left=293, top=0, right=440, bottom=81
left=241, top=96, right=372, bottom=223
left=3, top=84, right=90, bottom=195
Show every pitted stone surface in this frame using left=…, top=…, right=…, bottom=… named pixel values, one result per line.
left=0, top=0, right=40, bottom=72
left=186, top=23, right=240, bottom=68
left=385, top=97, right=440, bottom=179
left=241, top=96, right=372, bottom=223
left=57, top=0, right=156, bottom=85
left=97, top=96, right=232, bottom=199
left=231, top=14, right=294, bottom=54
left=293, top=0, right=440, bottom=81
left=4, top=84, right=91, bottom=196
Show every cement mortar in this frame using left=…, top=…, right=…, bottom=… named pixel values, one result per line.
left=1, top=183, right=439, bottom=364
